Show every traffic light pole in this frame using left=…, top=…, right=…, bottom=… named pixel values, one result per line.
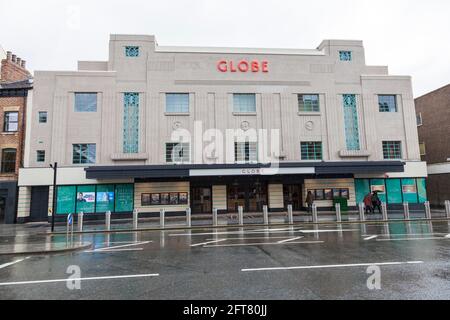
left=51, top=162, right=58, bottom=232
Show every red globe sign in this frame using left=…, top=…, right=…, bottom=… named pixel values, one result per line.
left=217, top=60, right=269, bottom=73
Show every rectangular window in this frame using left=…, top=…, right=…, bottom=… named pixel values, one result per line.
left=1, top=149, right=16, bottom=173
left=378, top=95, right=397, bottom=112
left=301, top=142, right=323, bottom=160
left=342, top=94, right=360, bottom=151
left=36, top=150, right=45, bottom=162
left=233, top=94, right=256, bottom=113
left=166, top=93, right=189, bottom=113
left=234, top=142, right=258, bottom=163
left=382, top=141, right=402, bottom=159
left=73, top=144, right=96, bottom=164
left=166, top=143, right=190, bottom=163
left=38, top=112, right=47, bottom=123
left=123, top=93, right=139, bottom=153
left=419, top=142, right=426, bottom=156
left=298, top=94, right=320, bottom=112
left=339, top=51, right=352, bottom=61
left=74, top=93, right=97, bottom=112
left=125, top=46, right=139, bottom=57
left=4, top=112, right=18, bottom=132
left=416, top=112, right=423, bottom=126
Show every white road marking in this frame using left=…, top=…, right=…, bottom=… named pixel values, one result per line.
left=364, top=235, right=378, bottom=241
left=300, top=229, right=358, bottom=233
left=95, top=241, right=152, bottom=251
left=0, top=273, right=160, bottom=286
left=0, top=257, right=30, bottom=270
left=277, top=236, right=304, bottom=244
left=190, top=239, right=227, bottom=247
left=376, top=237, right=450, bottom=242
left=204, top=241, right=324, bottom=248
left=242, top=261, right=424, bottom=272
left=84, top=248, right=144, bottom=253
left=170, top=229, right=304, bottom=237
left=205, top=236, right=299, bottom=241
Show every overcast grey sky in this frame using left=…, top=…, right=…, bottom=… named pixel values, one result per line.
left=1, top=0, right=449, bottom=97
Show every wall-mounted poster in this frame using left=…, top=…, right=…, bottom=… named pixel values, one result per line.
left=179, top=192, right=188, bottom=204
left=77, top=192, right=95, bottom=203
left=151, top=193, right=161, bottom=205
left=141, top=193, right=151, bottom=206
left=324, top=189, right=333, bottom=200
left=169, top=193, right=179, bottom=204
left=160, top=193, right=169, bottom=205
left=402, top=185, right=417, bottom=193
left=314, top=189, right=324, bottom=200
left=340, top=189, right=349, bottom=199
left=371, top=185, right=386, bottom=193
left=96, top=185, right=115, bottom=212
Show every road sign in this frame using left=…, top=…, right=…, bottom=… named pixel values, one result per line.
left=68, top=213, right=73, bottom=226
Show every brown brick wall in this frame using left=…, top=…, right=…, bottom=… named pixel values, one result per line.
left=427, top=174, right=450, bottom=207
left=415, top=85, right=450, bottom=164
left=0, top=96, right=26, bottom=181
left=1, top=59, right=30, bottom=82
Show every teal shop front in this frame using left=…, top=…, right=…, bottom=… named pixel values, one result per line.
left=355, top=178, right=427, bottom=205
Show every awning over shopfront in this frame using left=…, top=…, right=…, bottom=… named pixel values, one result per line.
left=85, top=161, right=404, bottom=180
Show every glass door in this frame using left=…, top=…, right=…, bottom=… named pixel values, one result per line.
left=191, top=187, right=212, bottom=214
left=283, top=185, right=302, bottom=210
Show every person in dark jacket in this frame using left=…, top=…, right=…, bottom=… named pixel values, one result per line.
left=371, top=191, right=382, bottom=214
left=363, top=193, right=373, bottom=214
left=306, top=191, right=314, bottom=213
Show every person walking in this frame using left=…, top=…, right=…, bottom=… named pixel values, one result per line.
left=363, top=192, right=373, bottom=214
left=371, top=191, right=382, bottom=214
left=306, top=191, right=314, bottom=213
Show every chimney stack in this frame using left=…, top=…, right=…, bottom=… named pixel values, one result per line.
left=16, top=57, right=21, bottom=66
left=6, top=51, right=12, bottom=61
left=21, top=60, right=26, bottom=68
left=11, top=54, right=16, bottom=63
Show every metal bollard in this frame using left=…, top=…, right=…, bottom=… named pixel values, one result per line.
left=335, top=203, right=341, bottom=222
left=312, top=203, right=318, bottom=223
left=78, top=212, right=84, bottom=232
left=186, top=207, right=191, bottom=227
left=213, top=208, right=218, bottom=227
left=424, top=201, right=432, bottom=220
left=263, top=205, right=269, bottom=225
left=445, top=200, right=450, bottom=219
left=132, top=209, right=139, bottom=230
left=238, top=206, right=244, bottom=225
left=287, top=204, right=293, bottom=225
left=358, top=203, right=365, bottom=222
left=105, top=211, right=111, bottom=231
left=403, top=202, right=410, bottom=220
left=160, top=208, right=165, bottom=228
left=381, top=203, right=388, bottom=221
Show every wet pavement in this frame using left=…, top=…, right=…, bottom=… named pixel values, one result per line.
left=0, top=220, right=449, bottom=300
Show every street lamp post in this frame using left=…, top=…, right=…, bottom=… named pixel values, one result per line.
left=50, top=162, right=58, bottom=232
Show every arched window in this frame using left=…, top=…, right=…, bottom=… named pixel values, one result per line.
left=1, top=149, right=17, bottom=173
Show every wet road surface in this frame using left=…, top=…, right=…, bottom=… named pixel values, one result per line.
left=0, top=220, right=449, bottom=299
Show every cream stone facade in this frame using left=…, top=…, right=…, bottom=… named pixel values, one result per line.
left=17, top=34, right=427, bottom=222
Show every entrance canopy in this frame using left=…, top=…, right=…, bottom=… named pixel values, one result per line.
left=85, top=161, right=404, bottom=180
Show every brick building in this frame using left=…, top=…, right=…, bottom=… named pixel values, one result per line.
left=415, top=84, right=450, bottom=207
left=0, top=50, right=32, bottom=223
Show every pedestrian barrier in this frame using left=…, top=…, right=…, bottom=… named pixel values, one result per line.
left=335, top=203, right=342, bottom=222
left=105, top=211, right=111, bottom=231
left=358, top=203, right=365, bottom=222
left=67, top=213, right=74, bottom=235
left=287, top=204, right=293, bottom=225
left=133, top=209, right=139, bottom=230
left=213, top=208, right=218, bottom=227
left=160, top=208, right=165, bottom=228
left=238, top=206, right=244, bottom=225
left=312, top=203, right=318, bottom=223
left=381, top=203, right=388, bottom=221
left=263, top=205, right=269, bottom=225
left=446, top=200, right=450, bottom=219
left=186, top=207, right=191, bottom=227
left=78, top=212, right=84, bottom=232
left=424, top=201, right=432, bottom=220
left=403, top=202, right=410, bottom=220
